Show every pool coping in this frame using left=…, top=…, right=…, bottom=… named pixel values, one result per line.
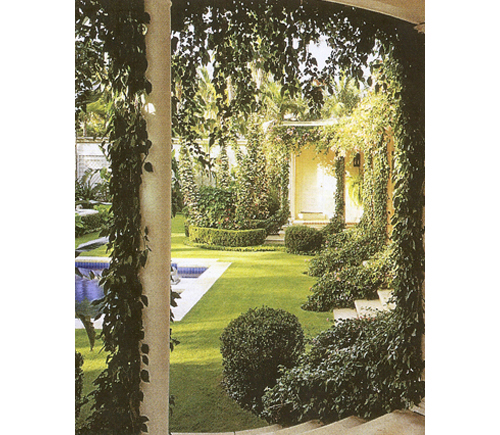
left=75, top=257, right=231, bottom=327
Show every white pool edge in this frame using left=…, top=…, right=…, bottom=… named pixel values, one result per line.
left=75, top=258, right=231, bottom=328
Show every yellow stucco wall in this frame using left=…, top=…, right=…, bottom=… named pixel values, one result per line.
left=292, top=147, right=336, bottom=221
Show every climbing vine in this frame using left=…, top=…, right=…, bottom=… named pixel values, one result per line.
left=332, top=155, right=345, bottom=226
left=76, top=0, right=152, bottom=433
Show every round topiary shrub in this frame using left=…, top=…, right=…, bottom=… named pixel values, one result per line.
left=220, top=306, right=305, bottom=415
left=285, top=225, right=324, bottom=254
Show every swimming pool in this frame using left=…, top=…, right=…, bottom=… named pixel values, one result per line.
left=75, top=259, right=207, bottom=318
left=75, top=257, right=231, bottom=326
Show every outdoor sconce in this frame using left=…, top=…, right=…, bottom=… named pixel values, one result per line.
left=353, top=153, right=361, bottom=167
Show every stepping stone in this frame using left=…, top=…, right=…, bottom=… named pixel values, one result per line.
left=333, top=308, right=358, bottom=322
left=377, top=289, right=396, bottom=310
left=354, top=299, right=384, bottom=318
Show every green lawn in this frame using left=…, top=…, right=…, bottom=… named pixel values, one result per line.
left=75, top=231, right=111, bottom=257
left=76, top=214, right=331, bottom=432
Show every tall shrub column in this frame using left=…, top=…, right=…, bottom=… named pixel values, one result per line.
left=140, top=0, right=172, bottom=433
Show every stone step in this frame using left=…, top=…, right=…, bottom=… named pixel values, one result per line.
left=267, top=420, right=322, bottom=435
left=236, top=425, right=283, bottom=435
left=332, top=308, right=358, bottom=322
left=172, top=426, right=282, bottom=435
left=265, top=234, right=285, bottom=245
left=344, top=410, right=424, bottom=435
left=377, top=289, right=396, bottom=310
left=354, top=299, right=385, bottom=318
left=302, top=416, right=366, bottom=435
left=411, top=397, right=425, bottom=416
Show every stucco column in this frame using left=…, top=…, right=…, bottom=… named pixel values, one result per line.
left=289, top=153, right=296, bottom=222
left=140, top=0, right=172, bottom=433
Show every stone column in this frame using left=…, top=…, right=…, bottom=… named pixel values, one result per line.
left=140, top=0, right=172, bottom=433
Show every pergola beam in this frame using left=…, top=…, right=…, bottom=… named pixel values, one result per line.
left=321, top=0, right=425, bottom=27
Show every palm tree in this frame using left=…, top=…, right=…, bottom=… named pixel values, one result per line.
left=322, top=72, right=362, bottom=118
left=259, top=75, right=308, bottom=122
left=195, top=67, right=218, bottom=138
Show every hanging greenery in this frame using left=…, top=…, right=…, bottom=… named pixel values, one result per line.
left=75, top=0, right=152, bottom=433
left=178, top=140, right=202, bottom=227
left=333, top=156, right=345, bottom=224
left=215, top=141, right=230, bottom=190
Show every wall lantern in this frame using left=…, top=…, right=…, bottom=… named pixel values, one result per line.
left=353, top=153, right=361, bottom=167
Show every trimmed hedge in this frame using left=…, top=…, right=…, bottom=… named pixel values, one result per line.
left=75, top=205, right=112, bottom=237
left=75, top=212, right=102, bottom=237
left=220, top=307, right=305, bottom=415
left=189, top=226, right=267, bottom=247
left=284, top=225, right=324, bottom=254
left=185, top=239, right=285, bottom=252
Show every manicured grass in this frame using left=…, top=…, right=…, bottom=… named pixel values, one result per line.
left=76, top=330, right=108, bottom=427
left=75, top=214, right=332, bottom=432
left=75, top=231, right=111, bottom=257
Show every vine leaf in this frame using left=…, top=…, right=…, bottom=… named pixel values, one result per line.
left=140, top=369, right=150, bottom=383
left=144, top=162, right=154, bottom=172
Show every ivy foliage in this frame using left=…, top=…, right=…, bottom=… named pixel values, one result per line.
left=303, top=244, right=394, bottom=311
left=76, top=1, right=153, bottom=433
left=261, top=312, right=425, bottom=425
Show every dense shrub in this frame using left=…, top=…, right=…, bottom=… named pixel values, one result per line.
left=75, top=213, right=85, bottom=237
left=189, top=226, right=266, bottom=247
left=320, top=218, right=345, bottom=239
left=220, top=307, right=305, bottom=415
left=75, top=204, right=112, bottom=237
left=261, top=313, right=424, bottom=425
left=302, top=246, right=394, bottom=311
left=75, top=351, right=86, bottom=420
left=75, top=213, right=101, bottom=237
left=263, top=208, right=290, bottom=235
left=197, top=186, right=237, bottom=229
left=308, top=226, right=386, bottom=277
left=75, top=169, right=110, bottom=203
left=285, top=226, right=324, bottom=254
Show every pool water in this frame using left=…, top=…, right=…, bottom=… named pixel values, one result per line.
left=75, top=261, right=207, bottom=318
